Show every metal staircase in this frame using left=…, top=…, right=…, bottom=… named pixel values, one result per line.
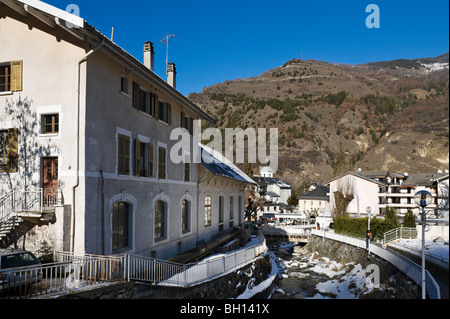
left=0, top=189, right=61, bottom=248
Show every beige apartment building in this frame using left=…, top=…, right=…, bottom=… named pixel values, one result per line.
left=0, top=0, right=253, bottom=260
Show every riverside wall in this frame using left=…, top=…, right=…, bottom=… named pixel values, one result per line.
left=305, top=235, right=421, bottom=298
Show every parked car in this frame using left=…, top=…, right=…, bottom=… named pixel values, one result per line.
left=0, top=249, right=42, bottom=291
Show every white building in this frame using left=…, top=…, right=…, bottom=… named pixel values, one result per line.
left=323, top=170, right=449, bottom=219
left=0, top=0, right=254, bottom=260
left=297, top=184, right=330, bottom=216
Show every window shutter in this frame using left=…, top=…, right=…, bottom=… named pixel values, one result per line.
left=124, top=136, right=130, bottom=174
left=134, top=139, right=141, bottom=176
left=156, top=101, right=161, bottom=120
left=148, top=143, right=154, bottom=178
left=151, top=94, right=157, bottom=117
left=10, top=60, right=22, bottom=92
left=132, top=82, right=140, bottom=109
left=167, top=103, right=172, bottom=125
left=7, top=128, right=18, bottom=173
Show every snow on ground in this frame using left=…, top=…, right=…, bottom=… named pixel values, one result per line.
left=421, top=62, right=449, bottom=73
left=234, top=253, right=278, bottom=299
left=393, top=238, right=449, bottom=262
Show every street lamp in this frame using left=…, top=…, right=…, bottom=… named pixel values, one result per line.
left=414, top=190, right=432, bottom=299
left=366, top=206, right=372, bottom=256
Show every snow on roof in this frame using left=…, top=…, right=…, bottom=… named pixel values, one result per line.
left=200, top=144, right=256, bottom=185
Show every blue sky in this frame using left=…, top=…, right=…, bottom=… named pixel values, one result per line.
left=45, top=0, right=449, bottom=95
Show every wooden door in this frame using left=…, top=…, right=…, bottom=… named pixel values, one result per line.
left=42, top=157, right=58, bottom=204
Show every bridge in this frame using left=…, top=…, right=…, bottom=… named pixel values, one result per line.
left=259, top=224, right=315, bottom=243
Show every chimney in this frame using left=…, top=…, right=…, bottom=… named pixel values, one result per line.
left=143, top=41, right=155, bottom=71
left=167, top=62, right=176, bottom=88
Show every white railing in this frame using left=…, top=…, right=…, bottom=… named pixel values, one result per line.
left=1, top=188, right=62, bottom=226
left=1, top=232, right=267, bottom=298
left=383, top=227, right=418, bottom=244
left=311, top=229, right=441, bottom=299
left=1, top=253, right=126, bottom=299
left=126, top=232, right=268, bottom=287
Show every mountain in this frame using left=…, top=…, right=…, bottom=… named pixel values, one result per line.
left=187, top=53, right=449, bottom=192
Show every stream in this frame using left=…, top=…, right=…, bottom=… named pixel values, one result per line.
left=268, top=241, right=415, bottom=299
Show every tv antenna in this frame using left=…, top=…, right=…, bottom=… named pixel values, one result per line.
left=160, top=33, right=176, bottom=76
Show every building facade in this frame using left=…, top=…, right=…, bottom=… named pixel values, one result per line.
left=0, top=0, right=253, bottom=260
left=323, top=170, right=449, bottom=219
left=297, top=184, right=330, bottom=216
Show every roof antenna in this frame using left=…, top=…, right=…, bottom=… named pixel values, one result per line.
left=160, top=33, right=176, bottom=77
left=111, top=26, right=114, bottom=42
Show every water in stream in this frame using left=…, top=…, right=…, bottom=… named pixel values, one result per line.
left=269, top=241, right=409, bottom=299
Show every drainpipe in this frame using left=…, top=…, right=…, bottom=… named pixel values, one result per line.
left=71, top=39, right=105, bottom=253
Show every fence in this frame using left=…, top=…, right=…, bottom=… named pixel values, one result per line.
left=1, top=188, right=62, bottom=222
left=1, top=253, right=125, bottom=299
left=1, top=232, right=267, bottom=298
left=383, top=227, right=418, bottom=245
left=126, top=232, right=267, bottom=287
left=311, top=229, right=441, bottom=299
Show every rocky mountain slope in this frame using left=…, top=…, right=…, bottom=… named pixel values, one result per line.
left=187, top=53, right=449, bottom=191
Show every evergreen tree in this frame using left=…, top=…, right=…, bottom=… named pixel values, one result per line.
left=385, top=206, right=400, bottom=229
left=403, top=210, right=416, bottom=228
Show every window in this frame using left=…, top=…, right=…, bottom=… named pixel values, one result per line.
left=41, top=114, right=59, bottom=134
left=229, top=196, right=234, bottom=228
left=158, top=146, right=166, bottom=179
left=136, top=89, right=158, bottom=116
left=118, top=134, right=130, bottom=175
left=182, top=199, right=191, bottom=234
left=0, top=128, right=18, bottom=173
left=112, top=202, right=131, bottom=252
left=219, top=195, right=224, bottom=231
left=0, top=60, right=22, bottom=93
left=204, top=196, right=212, bottom=227
left=239, top=196, right=243, bottom=224
left=121, top=76, right=128, bottom=94
left=180, top=112, right=194, bottom=135
left=134, top=139, right=153, bottom=177
left=158, top=101, right=171, bottom=124
left=154, top=200, right=167, bottom=241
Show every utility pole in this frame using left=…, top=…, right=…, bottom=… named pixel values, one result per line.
left=160, top=33, right=176, bottom=78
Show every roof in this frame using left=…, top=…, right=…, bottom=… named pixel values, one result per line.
left=401, top=172, right=447, bottom=187
left=200, top=144, right=256, bottom=185
left=266, top=191, right=280, bottom=198
left=1, top=0, right=216, bottom=124
left=253, top=176, right=291, bottom=189
left=356, top=170, right=389, bottom=178
left=323, top=171, right=387, bottom=186
left=297, top=185, right=329, bottom=200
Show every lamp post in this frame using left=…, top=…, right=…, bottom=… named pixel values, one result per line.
left=414, top=190, right=432, bottom=299
left=366, top=206, right=372, bottom=256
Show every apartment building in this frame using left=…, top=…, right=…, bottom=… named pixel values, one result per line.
left=0, top=0, right=253, bottom=260
left=323, top=169, right=449, bottom=219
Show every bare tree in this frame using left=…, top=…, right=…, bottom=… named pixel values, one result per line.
left=1, top=96, right=54, bottom=193
left=332, top=177, right=355, bottom=218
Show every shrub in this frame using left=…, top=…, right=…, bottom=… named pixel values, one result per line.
left=333, top=215, right=399, bottom=240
